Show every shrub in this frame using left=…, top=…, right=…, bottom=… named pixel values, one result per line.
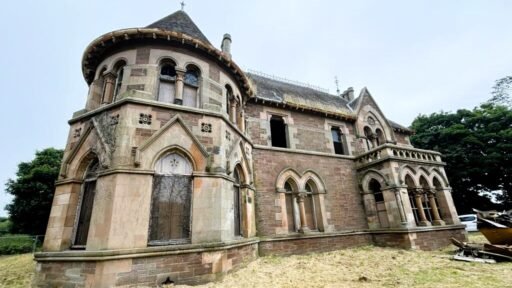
left=0, top=235, right=35, bottom=255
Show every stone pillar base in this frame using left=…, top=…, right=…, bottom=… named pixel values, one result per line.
left=432, top=220, right=445, bottom=226
left=417, top=221, right=432, bottom=227
left=298, top=227, right=311, bottom=234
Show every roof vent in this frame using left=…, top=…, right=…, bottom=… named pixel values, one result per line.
left=341, top=87, right=354, bottom=101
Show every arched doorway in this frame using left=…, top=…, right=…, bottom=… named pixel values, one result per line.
left=149, top=152, right=193, bottom=245
left=74, top=158, right=99, bottom=247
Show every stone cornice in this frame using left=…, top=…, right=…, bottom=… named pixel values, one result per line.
left=253, top=145, right=355, bottom=160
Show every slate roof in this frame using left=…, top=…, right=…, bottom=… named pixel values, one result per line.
left=388, top=120, right=413, bottom=133
left=146, top=10, right=211, bottom=44
left=247, top=73, right=353, bottom=117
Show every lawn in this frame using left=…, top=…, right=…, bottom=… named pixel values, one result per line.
left=2, top=233, right=511, bottom=288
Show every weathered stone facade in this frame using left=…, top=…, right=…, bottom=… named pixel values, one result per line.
left=35, top=10, right=466, bottom=287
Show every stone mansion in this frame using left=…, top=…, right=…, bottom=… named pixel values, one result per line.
left=35, top=10, right=465, bottom=287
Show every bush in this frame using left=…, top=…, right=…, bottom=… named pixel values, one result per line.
left=0, top=219, right=12, bottom=236
left=0, top=235, right=35, bottom=255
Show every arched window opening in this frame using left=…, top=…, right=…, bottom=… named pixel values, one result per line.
left=331, top=127, right=345, bottom=155
left=149, top=152, right=193, bottom=245
left=158, top=60, right=177, bottom=104
left=233, top=166, right=243, bottom=237
left=270, top=115, right=288, bottom=148
left=364, top=126, right=373, bottom=150
left=113, top=60, right=126, bottom=100
left=74, top=158, right=99, bottom=247
left=226, top=85, right=233, bottom=115
left=369, top=178, right=389, bottom=228
left=183, top=65, right=200, bottom=107
left=405, top=175, right=420, bottom=224
left=419, top=177, right=433, bottom=222
left=375, top=128, right=385, bottom=146
left=304, top=182, right=318, bottom=231
left=97, top=67, right=107, bottom=104
left=284, top=180, right=297, bottom=232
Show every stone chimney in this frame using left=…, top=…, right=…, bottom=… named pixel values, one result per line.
left=341, top=87, right=354, bottom=101
left=221, top=33, right=232, bottom=59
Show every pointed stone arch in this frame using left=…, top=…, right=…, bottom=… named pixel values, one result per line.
left=136, top=115, right=208, bottom=171
left=275, top=168, right=301, bottom=191
left=429, top=167, right=449, bottom=188
left=360, top=169, right=391, bottom=193
left=398, top=164, right=418, bottom=186
left=301, top=169, right=327, bottom=193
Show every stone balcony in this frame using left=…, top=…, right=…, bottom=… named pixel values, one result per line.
left=355, top=144, right=444, bottom=169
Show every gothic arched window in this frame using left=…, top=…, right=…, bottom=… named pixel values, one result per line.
left=364, top=126, right=373, bottom=150
left=74, top=157, right=99, bottom=247
left=113, top=60, right=126, bottom=100
left=149, top=152, right=193, bottom=245
left=304, top=181, right=318, bottom=231
left=233, top=166, right=243, bottom=237
left=284, top=180, right=297, bottom=232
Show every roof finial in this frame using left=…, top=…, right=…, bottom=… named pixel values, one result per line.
left=335, top=76, right=340, bottom=95
left=180, top=1, right=185, bottom=10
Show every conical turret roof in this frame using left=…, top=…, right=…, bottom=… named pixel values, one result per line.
left=147, top=10, right=210, bottom=44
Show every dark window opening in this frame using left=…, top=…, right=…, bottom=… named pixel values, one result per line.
left=331, top=127, right=345, bottom=155
left=369, top=179, right=384, bottom=202
left=161, top=64, right=176, bottom=79
left=270, top=115, right=287, bottom=148
left=113, top=61, right=126, bottom=99
left=233, top=167, right=242, bottom=237
left=74, top=158, right=99, bottom=247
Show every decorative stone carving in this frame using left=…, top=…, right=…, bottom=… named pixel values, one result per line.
left=73, top=128, right=82, bottom=138
left=91, top=112, right=118, bottom=168
left=139, top=113, right=152, bottom=125
left=201, top=123, right=212, bottom=133
left=226, top=131, right=231, bottom=141
left=110, top=114, right=119, bottom=125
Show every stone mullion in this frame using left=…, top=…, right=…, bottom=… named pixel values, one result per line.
left=174, top=68, right=186, bottom=105
left=296, top=192, right=309, bottom=233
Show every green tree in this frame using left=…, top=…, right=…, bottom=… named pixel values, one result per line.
left=5, top=148, right=63, bottom=235
left=410, top=104, right=512, bottom=213
left=490, top=76, right=512, bottom=107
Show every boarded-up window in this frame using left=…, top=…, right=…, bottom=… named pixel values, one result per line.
left=149, top=153, right=193, bottom=245
left=183, top=66, right=200, bottom=107
left=74, top=158, right=99, bottom=246
left=158, top=63, right=176, bottom=103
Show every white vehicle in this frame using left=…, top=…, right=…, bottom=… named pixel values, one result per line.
left=459, top=214, right=478, bottom=232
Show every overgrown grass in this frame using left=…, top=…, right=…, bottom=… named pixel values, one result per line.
left=0, top=254, right=34, bottom=288
left=2, top=233, right=510, bottom=288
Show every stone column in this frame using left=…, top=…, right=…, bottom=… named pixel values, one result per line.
left=296, top=192, right=309, bottom=233
left=239, top=109, right=245, bottom=132
left=427, top=190, right=445, bottom=225
left=435, top=188, right=460, bottom=225
left=174, top=68, right=186, bottom=105
left=102, top=72, right=116, bottom=104
left=414, top=189, right=431, bottom=226
left=230, top=102, right=237, bottom=124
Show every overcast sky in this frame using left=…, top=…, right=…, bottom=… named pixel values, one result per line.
left=0, top=0, right=511, bottom=217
